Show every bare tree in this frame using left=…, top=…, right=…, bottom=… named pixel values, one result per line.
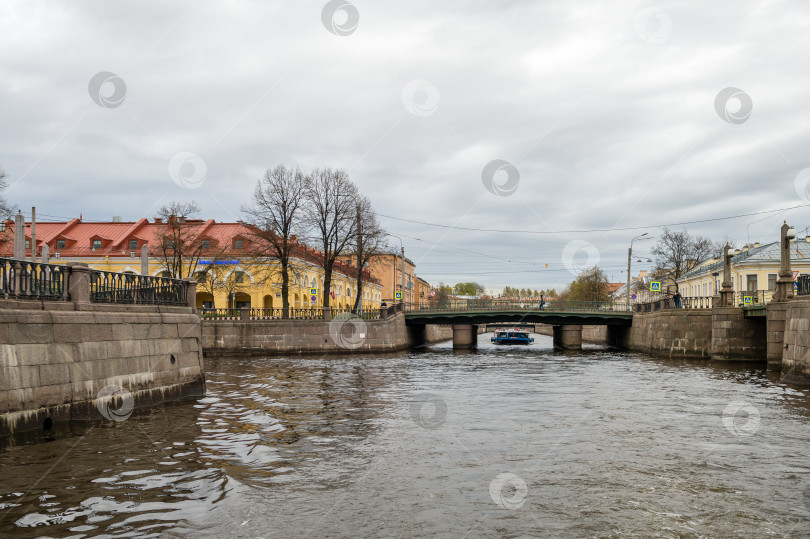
left=153, top=201, right=208, bottom=279
left=348, top=195, right=387, bottom=313
left=303, top=168, right=358, bottom=309
left=242, top=165, right=306, bottom=317
left=651, top=228, right=722, bottom=288
left=0, top=166, right=12, bottom=218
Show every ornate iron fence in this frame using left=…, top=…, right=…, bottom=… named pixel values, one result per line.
left=0, top=257, right=70, bottom=300
left=90, top=271, right=187, bottom=305
left=405, top=299, right=631, bottom=314
left=798, top=275, right=810, bottom=296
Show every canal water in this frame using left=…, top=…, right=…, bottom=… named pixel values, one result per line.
left=3, top=333, right=810, bottom=537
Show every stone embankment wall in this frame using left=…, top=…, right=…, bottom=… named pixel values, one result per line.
left=625, top=310, right=713, bottom=359
left=425, top=324, right=453, bottom=343
left=202, top=312, right=413, bottom=356
left=0, top=299, right=204, bottom=435
left=781, top=298, right=810, bottom=384
left=533, top=324, right=608, bottom=343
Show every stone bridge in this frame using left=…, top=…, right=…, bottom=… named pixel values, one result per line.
left=404, top=301, right=632, bottom=350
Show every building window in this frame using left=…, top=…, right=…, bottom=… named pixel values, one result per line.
left=25, top=239, right=30, bottom=249
left=768, top=274, right=777, bottom=290
left=57, top=239, right=65, bottom=249
left=746, top=274, right=758, bottom=292
left=92, top=239, right=102, bottom=249
left=202, top=239, right=210, bottom=249
left=234, top=272, right=245, bottom=283
left=234, top=239, right=244, bottom=249
left=129, top=239, right=138, bottom=250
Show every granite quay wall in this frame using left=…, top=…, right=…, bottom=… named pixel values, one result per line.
left=626, top=310, right=714, bottom=359
left=425, top=324, right=453, bottom=343
left=202, top=311, right=413, bottom=356
left=533, top=324, right=608, bottom=344
left=709, top=307, right=766, bottom=361
left=0, top=299, right=204, bottom=436
left=781, top=298, right=810, bottom=384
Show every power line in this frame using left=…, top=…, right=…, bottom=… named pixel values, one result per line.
left=375, top=203, right=810, bottom=235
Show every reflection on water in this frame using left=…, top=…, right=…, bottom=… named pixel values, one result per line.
left=3, top=334, right=810, bottom=537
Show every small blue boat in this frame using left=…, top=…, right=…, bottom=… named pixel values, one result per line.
left=491, top=329, right=534, bottom=345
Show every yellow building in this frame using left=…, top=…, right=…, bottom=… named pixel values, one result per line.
left=677, top=240, right=810, bottom=302
left=4, top=217, right=383, bottom=312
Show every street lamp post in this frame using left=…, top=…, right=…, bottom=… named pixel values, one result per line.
left=385, top=233, right=405, bottom=305
left=626, top=233, right=649, bottom=310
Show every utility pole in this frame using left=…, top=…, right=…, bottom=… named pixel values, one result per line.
left=355, top=203, right=362, bottom=314
left=401, top=246, right=405, bottom=305
left=626, top=233, right=649, bottom=310
left=30, top=207, right=36, bottom=262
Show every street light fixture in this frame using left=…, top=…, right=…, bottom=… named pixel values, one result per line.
left=626, top=233, right=651, bottom=310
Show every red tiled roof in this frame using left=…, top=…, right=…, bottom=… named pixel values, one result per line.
left=0, top=217, right=379, bottom=283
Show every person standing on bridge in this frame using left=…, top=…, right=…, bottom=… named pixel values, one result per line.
left=538, top=295, right=545, bottom=311
left=673, top=291, right=682, bottom=309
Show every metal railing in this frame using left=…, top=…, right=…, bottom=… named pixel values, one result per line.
left=90, top=271, right=187, bottom=306
left=0, top=257, right=70, bottom=300
left=798, top=275, right=810, bottom=296
left=201, top=307, right=384, bottom=321
left=733, top=291, right=771, bottom=307
left=404, top=299, right=631, bottom=314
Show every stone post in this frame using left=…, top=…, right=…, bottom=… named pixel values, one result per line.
left=323, top=306, right=332, bottom=322
left=379, top=306, right=388, bottom=319
left=182, top=277, right=197, bottom=309
left=13, top=212, right=24, bottom=260
left=240, top=306, right=250, bottom=321
left=141, top=244, right=149, bottom=276
left=41, top=244, right=49, bottom=265
left=773, top=221, right=795, bottom=302
left=719, top=243, right=734, bottom=307
left=67, top=262, right=92, bottom=309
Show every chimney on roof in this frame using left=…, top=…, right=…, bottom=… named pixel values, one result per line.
left=113, top=216, right=122, bottom=223
left=734, top=249, right=741, bottom=254
left=154, top=218, right=163, bottom=224
left=806, top=237, right=810, bottom=243
left=753, top=242, right=760, bottom=248
left=742, top=246, right=748, bottom=252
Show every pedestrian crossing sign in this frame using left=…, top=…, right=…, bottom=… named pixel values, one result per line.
left=310, top=288, right=318, bottom=295
left=743, top=296, right=752, bottom=305
left=650, top=281, right=661, bottom=292
left=395, top=291, right=402, bottom=300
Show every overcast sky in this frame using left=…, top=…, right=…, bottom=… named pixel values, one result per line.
left=2, top=0, right=810, bottom=293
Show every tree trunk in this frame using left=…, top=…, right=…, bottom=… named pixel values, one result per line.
left=281, top=257, right=289, bottom=319
left=322, top=266, right=332, bottom=309
left=353, top=270, right=363, bottom=314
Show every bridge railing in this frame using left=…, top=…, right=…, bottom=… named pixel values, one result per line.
left=404, top=299, right=631, bottom=313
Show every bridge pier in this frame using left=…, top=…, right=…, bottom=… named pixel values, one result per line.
left=452, top=324, right=478, bottom=350
left=553, top=324, right=582, bottom=350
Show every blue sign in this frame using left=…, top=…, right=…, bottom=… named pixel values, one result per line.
left=650, top=281, right=661, bottom=292
left=200, top=259, right=239, bottom=265
left=395, top=291, right=402, bottom=300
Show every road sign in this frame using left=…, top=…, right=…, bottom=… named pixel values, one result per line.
left=743, top=295, right=752, bottom=305
left=650, top=281, right=661, bottom=292
left=395, top=291, right=402, bottom=300
left=794, top=271, right=800, bottom=280
left=631, top=294, right=637, bottom=300
left=429, top=290, right=436, bottom=297
left=310, top=287, right=318, bottom=295
left=311, top=295, right=316, bottom=302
